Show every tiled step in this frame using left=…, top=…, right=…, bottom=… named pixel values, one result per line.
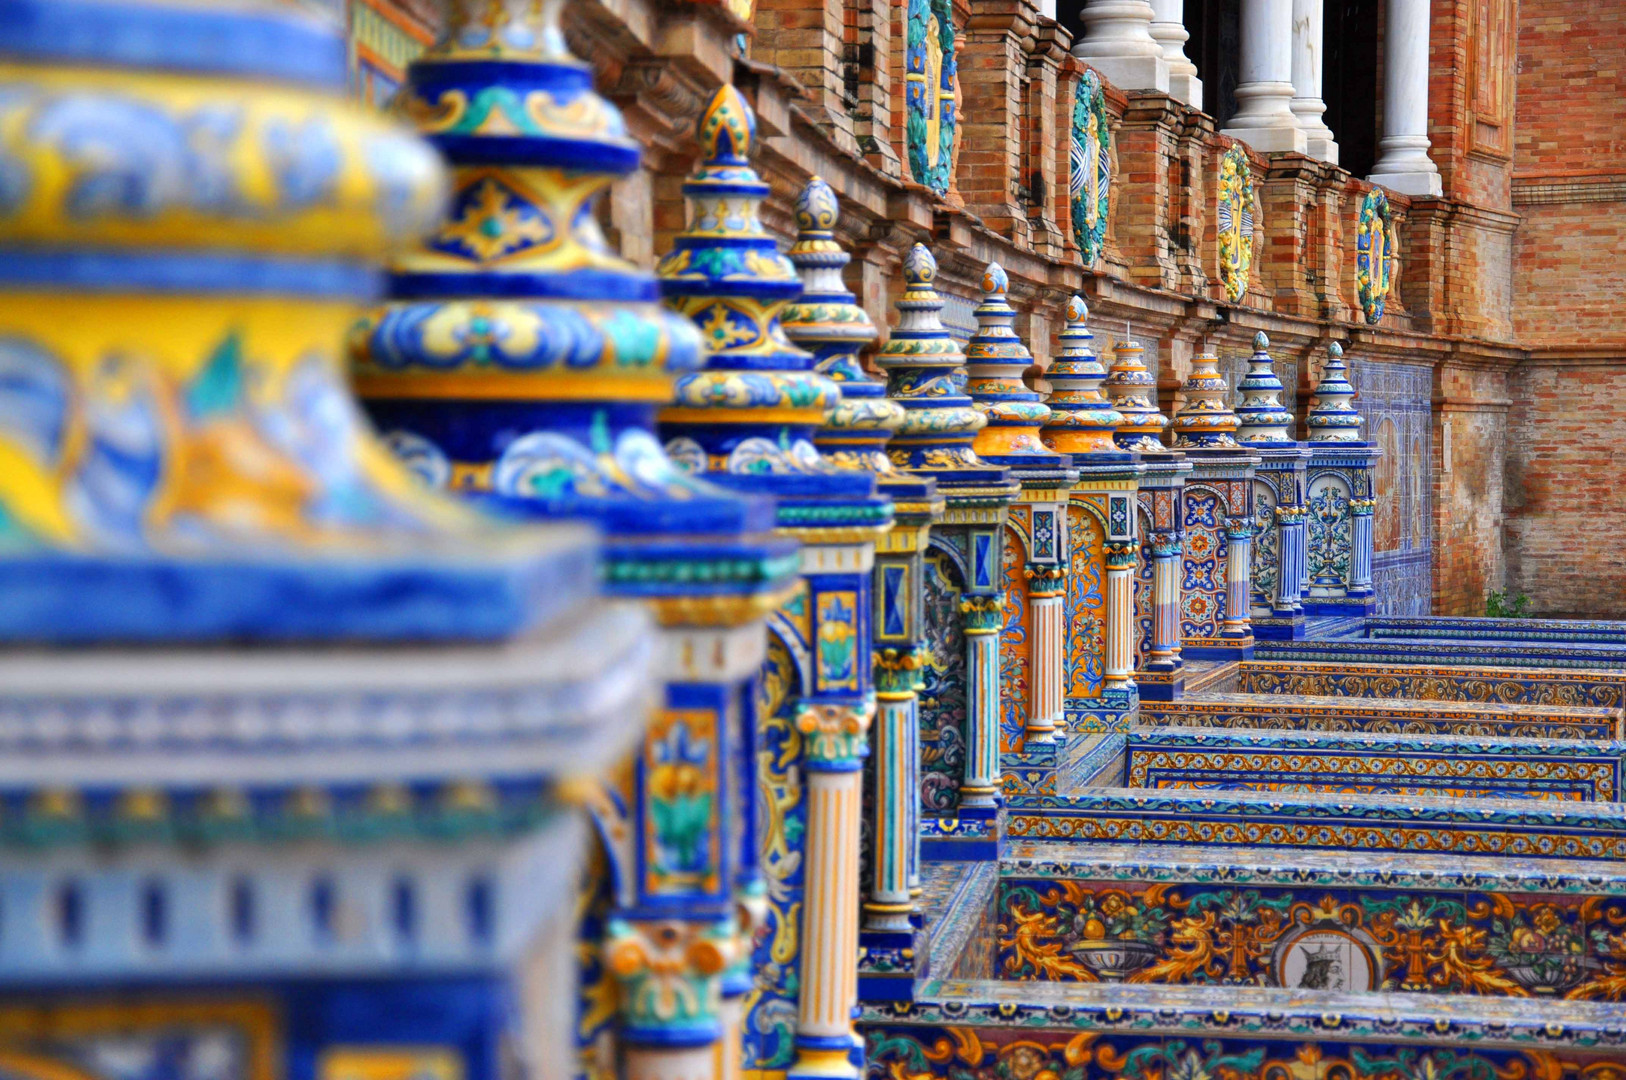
left=1003, top=786, right=1626, bottom=860
left=1124, top=726, right=1624, bottom=800
left=1140, top=690, right=1621, bottom=739
left=1366, top=615, right=1626, bottom=646
left=1255, top=635, right=1626, bottom=671
left=1056, top=732, right=1124, bottom=792
left=995, top=840, right=1626, bottom=998
left=861, top=983, right=1626, bottom=1072
left=1237, top=658, right=1626, bottom=709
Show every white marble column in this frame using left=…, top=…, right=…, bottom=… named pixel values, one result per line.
left=1072, top=0, right=1171, bottom=93
left=1368, top=0, right=1442, bottom=195
left=1289, top=0, right=1337, bottom=162
left=1148, top=0, right=1202, bottom=106
left=1221, top=0, right=1308, bottom=154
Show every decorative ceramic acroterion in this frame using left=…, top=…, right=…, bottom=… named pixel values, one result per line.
left=783, top=177, right=905, bottom=473
left=1101, top=337, right=1170, bottom=453
left=1306, top=341, right=1363, bottom=442
left=966, top=263, right=1063, bottom=464
left=1171, top=349, right=1242, bottom=448
left=1040, top=296, right=1124, bottom=455
left=1234, top=331, right=1296, bottom=443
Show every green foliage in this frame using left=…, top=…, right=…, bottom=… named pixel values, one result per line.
left=1484, top=589, right=1532, bottom=618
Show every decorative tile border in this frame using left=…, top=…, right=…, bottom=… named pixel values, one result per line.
left=1237, top=659, right=1626, bottom=708
left=1125, top=727, right=1623, bottom=800
left=1139, top=691, right=1621, bottom=739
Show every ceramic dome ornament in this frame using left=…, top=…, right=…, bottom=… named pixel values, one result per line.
left=1040, top=296, right=1125, bottom=456
left=1234, top=331, right=1297, bottom=444
left=965, top=262, right=1066, bottom=466
left=657, top=86, right=857, bottom=480
left=1171, top=349, right=1241, bottom=448
left=1101, top=336, right=1171, bottom=453
left=875, top=244, right=1004, bottom=476
left=782, top=177, right=906, bottom=474
left=0, top=0, right=613, bottom=643
left=1306, top=341, right=1364, bottom=442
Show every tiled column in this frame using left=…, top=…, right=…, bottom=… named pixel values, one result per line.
left=790, top=703, right=872, bottom=1080
left=1367, top=0, right=1443, bottom=196
left=1026, top=567, right=1067, bottom=742
left=1274, top=505, right=1307, bottom=615
left=1071, top=0, right=1171, bottom=92
left=1289, top=0, right=1337, bottom=162
left=1222, top=521, right=1254, bottom=639
left=1221, top=0, right=1307, bottom=153
left=867, top=650, right=924, bottom=930
left=1147, top=532, right=1182, bottom=668
left=1349, top=498, right=1375, bottom=598
left=959, top=596, right=1006, bottom=808
left=1104, top=542, right=1139, bottom=687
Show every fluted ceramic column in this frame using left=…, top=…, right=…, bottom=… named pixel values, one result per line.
left=906, top=662, right=923, bottom=899
left=866, top=650, right=924, bottom=930
left=1104, top=544, right=1138, bottom=687
left=1149, top=0, right=1202, bottom=106
left=791, top=703, right=872, bottom=1080
left=1368, top=0, right=1443, bottom=195
left=1349, top=498, right=1375, bottom=598
left=1222, top=521, right=1254, bottom=639
left=1274, top=507, right=1306, bottom=615
left=960, top=597, right=1005, bottom=809
left=1221, top=0, right=1308, bottom=153
left=1290, top=0, right=1337, bottom=162
left=1026, top=567, right=1066, bottom=743
left=1147, top=533, right=1182, bottom=669
left=1072, top=0, right=1172, bottom=92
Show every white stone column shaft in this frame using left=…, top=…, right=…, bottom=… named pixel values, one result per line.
left=1290, top=0, right=1338, bottom=162
left=1367, top=0, right=1443, bottom=195
left=1072, top=0, right=1172, bottom=93
left=1148, top=0, right=1202, bottom=106
left=1221, top=0, right=1308, bottom=153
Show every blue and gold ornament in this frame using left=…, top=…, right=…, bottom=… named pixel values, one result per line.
left=875, top=245, right=1015, bottom=495
left=657, top=87, right=888, bottom=532
left=965, top=262, right=1068, bottom=469
left=0, top=0, right=600, bottom=642
left=782, top=177, right=906, bottom=474
left=1040, top=296, right=1125, bottom=457
left=1234, top=331, right=1296, bottom=444
left=1171, top=348, right=1241, bottom=449
left=1305, top=341, right=1363, bottom=443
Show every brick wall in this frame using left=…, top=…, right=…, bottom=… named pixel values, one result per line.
left=1505, top=362, right=1626, bottom=616
left=1501, top=0, right=1626, bottom=615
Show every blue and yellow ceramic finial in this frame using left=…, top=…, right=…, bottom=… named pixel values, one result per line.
left=1306, top=340, right=1363, bottom=443
left=1040, top=295, right=1124, bottom=456
left=351, top=0, right=728, bottom=541
left=699, top=84, right=757, bottom=164
left=782, top=178, right=905, bottom=474
left=351, top=0, right=795, bottom=627
left=965, top=262, right=1067, bottom=466
left=0, top=0, right=608, bottom=643
left=1101, top=334, right=1170, bottom=453
left=1171, top=348, right=1241, bottom=448
left=1235, top=330, right=1296, bottom=444
left=875, top=247, right=1015, bottom=497
left=658, top=86, right=852, bottom=480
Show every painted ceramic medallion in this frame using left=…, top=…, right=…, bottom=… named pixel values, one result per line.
left=1216, top=144, right=1257, bottom=303
left=1357, top=187, right=1397, bottom=323
left=1070, top=69, right=1111, bottom=266
left=906, top=0, right=958, bottom=196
